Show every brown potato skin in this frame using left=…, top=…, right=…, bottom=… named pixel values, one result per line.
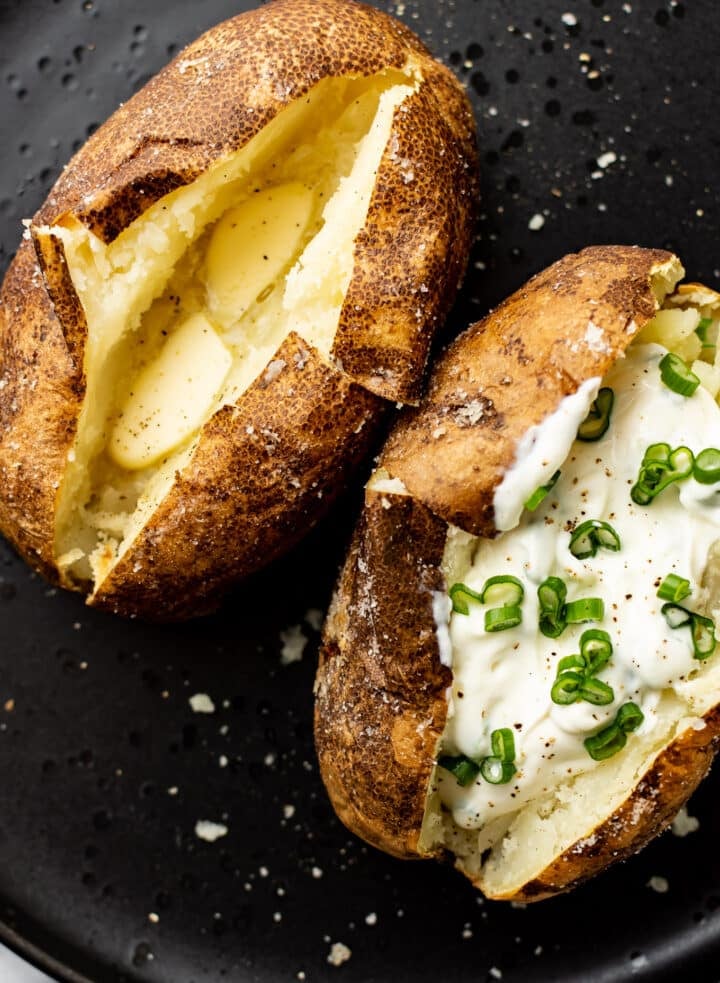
left=314, top=246, right=720, bottom=898
left=382, top=245, right=677, bottom=534
left=314, top=487, right=450, bottom=859
left=0, top=0, right=479, bottom=618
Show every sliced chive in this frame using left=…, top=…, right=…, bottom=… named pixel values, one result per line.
left=662, top=602, right=717, bottom=660
left=691, top=613, right=717, bottom=660
left=578, top=677, right=615, bottom=705
left=480, top=575, right=525, bottom=607
left=616, top=701, right=644, bottom=733
left=662, top=602, right=693, bottom=629
left=479, top=757, right=516, bottom=785
left=577, top=387, right=614, bottom=442
left=551, top=671, right=584, bottom=705
left=490, top=727, right=516, bottom=763
left=696, top=316, right=716, bottom=348
left=631, top=443, right=694, bottom=505
left=657, top=574, right=692, bottom=603
left=437, top=754, right=480, bottom=787
left=484, top=605, right=523, bottom=632
left=693, top=447, right=720, bottom=485
left=557, top=653, right=586, bottom=673
left=584, top=723, right=626, bottom=761
left=565, top=597, right=605, bottom=624
left=449, top=582, right=483, bottom=615
left=659, top=352, right=700, bottom=397
left=584, top=702, right=644, bottom=761
left=525, top=470, right=561, bottom=512
left=569, top=519, right=621, bottom=559
left=538, top=576, right=567, bottom=638
left=580, top=628, right=613, bottom=674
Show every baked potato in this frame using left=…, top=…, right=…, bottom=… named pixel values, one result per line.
left=315, top=245, right=720, bottom=900
left=0, top=0, right=478, bottom=620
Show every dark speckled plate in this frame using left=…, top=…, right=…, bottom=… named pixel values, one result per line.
left=1, top=1, right=720, bottom=981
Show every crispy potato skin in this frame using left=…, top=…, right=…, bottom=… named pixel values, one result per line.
left=314, top=488, right=450, bottom=858
left=485, top=707, right=720, bottom=902
left=315, top=246, right=720, bottom=898
left=381, top=245, right=678, bottom=534
left=0, top=0, right=479, bottom=617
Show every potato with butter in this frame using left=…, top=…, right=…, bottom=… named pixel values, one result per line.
left=0, top=0, right=478, bottom=620
left=315, top=246, right=720, bottom=900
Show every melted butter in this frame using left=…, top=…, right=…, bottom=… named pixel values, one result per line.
left=440, top=343, right=720, bottom=829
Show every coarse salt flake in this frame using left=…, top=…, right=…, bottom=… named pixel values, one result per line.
left=597, top=151, right=617, bottom=169
left=647, top=875, right=669, bottom=894
left=194, top=820, right=228, bottom=842
left=189, top=692, right=215, bottom=714
left=671, top=805, right=700, bottom=837
left=327, top=943, right=352, bottom=967
left=280, top=624, right=307, bottom=665
left=528, top=213, right=545, bottom=231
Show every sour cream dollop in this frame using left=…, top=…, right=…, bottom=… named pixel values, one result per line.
left=439, top=343, right=720, bottom=830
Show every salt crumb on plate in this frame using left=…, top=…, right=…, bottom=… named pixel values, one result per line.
left=194, top=820, right=228, bottom=842
left=528, top=213, right=545, bottom=231
left=646, top=875, right=669, bottom=894
left=327, top=942, right=352, bottom=967
left=280, top=624, right=307, bottom=665
left=365, top=912, right=377, bottom=926
left=671, top=805, right=700, bottom=837
left=189, top=692, right=215, bottom=714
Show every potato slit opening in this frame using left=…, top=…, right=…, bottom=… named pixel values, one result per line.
left=46, top=64, right=421, bottom=591
left=423, top=281, right=720, bottom=896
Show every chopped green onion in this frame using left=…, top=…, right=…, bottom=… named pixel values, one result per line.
left=584, top=702, right=644, bottom=761
left=480, top=575, right=525, bottom=607
left=696, top=316, right=716, bottom=348
left=484, top=605, right=523, bottom=632
left=691, top=613, right=717, bottom=660
left=577, top=387, right=615, bottom=442
left=437, top=754, right=480, bottom=787
left=661, top=602, right=693, bottom=629
left=557, top=653, right=586, bottom=673
left=525, top=470, right=561, bottom=512
left=479, top=757, right=516, bottom=785
left=693, top=447, right=720, bottom=485
left=578, top=677, right=615, bottom=705
left=551, top=671, right=584, bottom=705
left=449, top=582, right=483, bottom=615
left=584, top=724, right=626, bottom=761
left=616, top=701, right=644, bottom=733
left=565, top=597, right=605, bottom=624
left=662, top=602, right=717, bottom=660
left=631, top=443, right=694, bottom=505
left=659, top=352, right=700, bottom=397
left=657, top=574, right=692, bottom=603
left=538, top=576, right=567, bottom=638
left=579, top=628, right=613, bottom=674
left=569, top=519, right=621, bottom=559
left=490, top=727, right=516, bottom=762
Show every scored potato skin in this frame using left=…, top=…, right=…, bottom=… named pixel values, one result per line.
left=315, top=246, right=720, bottom=899
left=92, top=333, right=383, bottom=620
left=314, top=487, right=450, bottom=859
left=381, top=245, right=681, bottom=534
left=34, top=0, right=479, bottom=405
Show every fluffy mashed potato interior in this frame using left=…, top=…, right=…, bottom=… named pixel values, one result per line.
left=44, top=65, right=420, bottom=591
left=420, top=276, right=720, bottom=896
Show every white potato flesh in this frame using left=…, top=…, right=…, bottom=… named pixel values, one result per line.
left=205, top=183, right=315, bottom=324
left=109, top=313, right=232, bottom=471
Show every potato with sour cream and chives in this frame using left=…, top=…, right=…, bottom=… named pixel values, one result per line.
left=315, top=245, right=720, bottom=901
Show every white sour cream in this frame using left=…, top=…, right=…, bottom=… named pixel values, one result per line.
left=440, top=343, right=720, bottom=830
left=492, top=376, right=601, bottom=532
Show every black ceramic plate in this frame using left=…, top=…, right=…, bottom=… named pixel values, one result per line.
left=1, top=1, right=720, bottom=981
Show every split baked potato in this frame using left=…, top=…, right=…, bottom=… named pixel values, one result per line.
left=315, top=245, right=720, bottom=900
left=0, top=0, right=478, bottom=620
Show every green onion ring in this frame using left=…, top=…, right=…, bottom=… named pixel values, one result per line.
left=569, top=519, right=621, bottom=559
left=659, top=352, right=700, bottom=397
left=693, top=447, right=720, bottom=485
left=480, top=575, right=525, bottom=607
left=448, top=582, right=483, bottom=615
left=656, top=574, right=692, bottom=603
left=479, top=757, right=516, bottom=785
left=437, top=754, right=480, bottom=787
left=565, top=597, right=605, bottom=624
left=577, top=387, right=614, bottom=442
left=484, top=605, right=523, bottom=632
